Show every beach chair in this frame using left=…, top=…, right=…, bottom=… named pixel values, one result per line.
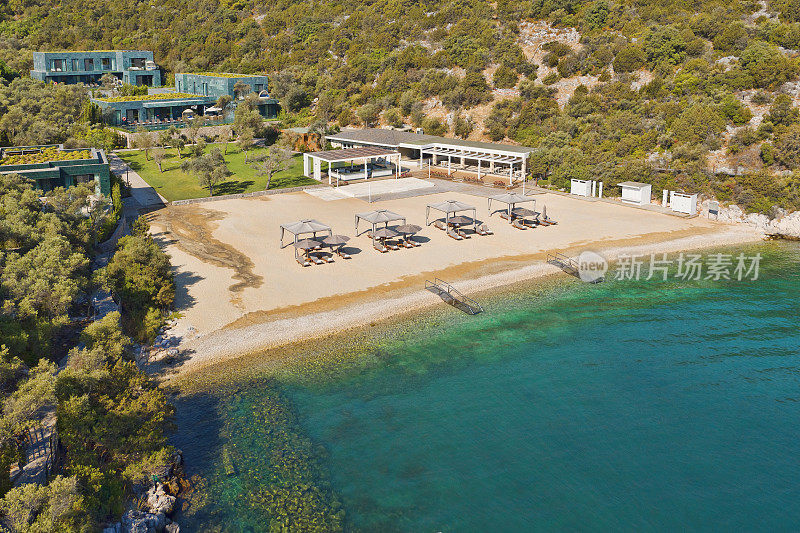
left=401, top=239, right=414, bottom=249
left=310, top=254, right=325, bottom=265
left=477, top=223, right=493, bottom=236
left=434, top=220, right=447, bottom=231
left=386, top=241, right=400, bottom=251
left=512, top=219, right=527, bottom=230
left=336, top=248, right=352, bottom=259
left=374, top=242, right=389, bottom=253
left=447, top=228, right=463, bottom=240
left=522, top=218, right=538, bottom=228
left=456, top=227, right=471, bottom=239
left=296, top=255, right=312, bottom=267
left=499, top=212, right=511, bottom=221
left=543, top=214, right=558, bottom=225
left=320, top=253, right=335, bottom=263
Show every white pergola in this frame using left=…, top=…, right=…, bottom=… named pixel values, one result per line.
left=416, top=143, right=528, bottom=184
left=303, top=146, right=402, bottom=187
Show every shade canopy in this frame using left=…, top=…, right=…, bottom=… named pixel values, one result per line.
left=448, top=215, right=473, bottom=225
left=425, top=199, right=478, bottom=230
left=355, top=210, right=407, bottom=243
left=323, top=234, right=350, bottom=246
left=394, top=224, right=422, bottom=234
left=373, top=227, right=399, bottom=239
left=280, top=219, right=332, bottom=248
left=512, top=207, right=537, bottom=217
left=488, top=193, right=536, bottom=217
left=294, top=238, right=321, bottom=250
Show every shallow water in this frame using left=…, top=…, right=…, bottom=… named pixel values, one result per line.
left=172, top=242, right=800, bottom=531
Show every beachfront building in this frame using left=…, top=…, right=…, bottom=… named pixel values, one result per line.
left=31, top=51, right=162, bottom=86
left=0, top=145, right=111, bottom=195
left=92, top=73, right=279, bottom=128
left=326, top=128, right=534, bottom=184
left=175, top=73, right=270, bottom=99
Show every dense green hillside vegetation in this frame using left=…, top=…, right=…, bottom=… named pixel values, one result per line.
left=1, top=0, right=800, bottom=212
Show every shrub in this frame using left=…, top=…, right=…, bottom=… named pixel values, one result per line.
left=493, top=65, right=519, bottom=88
left=542, top=72, right=561, bottom=85
left=613, top=45, right=646, bottom=73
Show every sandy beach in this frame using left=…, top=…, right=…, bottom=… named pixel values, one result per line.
left=147, top=182, right=765, bottom=375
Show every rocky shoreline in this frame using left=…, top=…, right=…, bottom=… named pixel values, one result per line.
left=699, top=199, right=800, bottom=240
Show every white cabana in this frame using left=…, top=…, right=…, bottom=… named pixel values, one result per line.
left=425, top=200, right=478, bottom=231
left=303, top=146, right=402, bottom=186
left=355, top=209, right=407, bottom=245
left=279, top=219, right=332, bottom=248
left=487, top=193, right=537, bottom=220
left=619, top=181, right=652, bottom=206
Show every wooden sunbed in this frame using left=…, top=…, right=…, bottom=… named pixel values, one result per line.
left=336, top=249, right=352, bottom=259
left=434, top=220, right=447, bottom=231
left=310, top=255, right=325, bottom=265
left=386, top=241, right=400, bottom=251
left=512, top=219, right=527, bottom=230
left=374, top=242, right=389, bottom=253
left=476, top=224, right=493, bottom=236
left=401, top=240, right=414, bottom=249
left=447, top=228, right=463, bottom=240
left=296, top=256, right=312, bottom=267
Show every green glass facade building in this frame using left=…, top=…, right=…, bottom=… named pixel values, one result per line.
left=0, top=145, right=111, bottom=196
left=31, top=50, right=162, bottom=86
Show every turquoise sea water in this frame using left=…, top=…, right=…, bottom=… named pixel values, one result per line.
left=172, top=242, right=800, bottom=531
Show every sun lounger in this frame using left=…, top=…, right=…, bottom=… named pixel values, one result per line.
left=476, top=224, right=493, bottom=236
left=456, top=228, right=471, bottom=238
left=522, top=218, right=538, bottom=228
left=386, top=242, right=400, bottom=251
left=374, top=242, right=389, bottom=253
left=543, top=215, right=558, bottom=225
left=296, top=256, right=312, bottom=267
left=500, top=212, right=511, bottom=221
left=401, top=239, right=414, bottom=248
left=447, top=228, right=463, bottom=240
left=434, top=220, right=447, bottom=231
left=512, top=219, right=527, bottom=230
left=310, top=255, right=325, bottom=265
left=320, top=253, right=335, bottom=263
left=336, top=249, right=352, bottom=259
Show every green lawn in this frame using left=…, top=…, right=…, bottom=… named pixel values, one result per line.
left=119, top=143, right=318, bottom=201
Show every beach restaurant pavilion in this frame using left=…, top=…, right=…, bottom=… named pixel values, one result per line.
left=426, top=200, right=478, bottom=232
left=326, top=128, right=534, bottom=184
left=303, top=146, right=402, bottom=186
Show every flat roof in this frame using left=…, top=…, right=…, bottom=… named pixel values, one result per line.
left=618, top=181, right=651, bottom=188
left=307, top=146, right=399, bottom=162
left=327, top=128, right=534, bottom=155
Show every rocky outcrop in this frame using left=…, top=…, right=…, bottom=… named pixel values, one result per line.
left=699, top=200, right=800, bottom=239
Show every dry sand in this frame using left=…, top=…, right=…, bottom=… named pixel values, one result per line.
left=147, top=188, right=764, bottom=375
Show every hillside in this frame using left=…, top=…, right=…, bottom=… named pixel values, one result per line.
left=2, top=0, right=800, bottom=212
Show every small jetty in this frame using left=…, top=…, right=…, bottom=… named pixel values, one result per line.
left=425, top=278, right=484, bottom=315
left=547, top=252, right=604, bottom=283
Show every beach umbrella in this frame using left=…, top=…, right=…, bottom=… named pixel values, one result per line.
left=448, top=215, right=473, bottom=225
left=542, top=205, right=547, bottom=220
left=394, top=224, right=422, bottom=235
left=512, top=207, right=537, bottom=217
left=294, top=238, right=321, bottom=250
left=373, top=227, right=399, bottom=239
left=322, top=235, right=350, bottom=246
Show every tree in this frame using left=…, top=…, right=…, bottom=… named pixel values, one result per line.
left=644, top=25, right=687, bottom=66
left=152, top=148, right=167, bottom=173
left=774, top=125, right=800, bottom=169
left=765, top=94, right=799, bottom=126
left=384, top=108, right=403, bottom=128
left=233, top=80, right=251, bottom=99
left=251, top=145, right=293, bottom=190
left=99, top=73, right=118, bottom=92
left=133, top=128, right=154, bottom=160
left=740, top=41, right=797, bottom=89
left=237, top=128, right=255, bottom=161
left=421, top=116, right=446, bottom=136
left=181, top=147, right=229, bottom=196
left=454, top=113, right=474, bottom=139
left=613, top=45, right=646, bottom=73
left=216, top=94, right=233, bottom=119
left=218, top=125, right=234, bottom=154
left=357, top=103, right=381, bottom=127
left=493, top=65, right=518, bottom=89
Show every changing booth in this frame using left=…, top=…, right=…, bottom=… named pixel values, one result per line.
left=570, top=179, right=592, bottom=197
left=670, top=192, right=698, bottom=215
left=618, top=181, right=652, bottom=206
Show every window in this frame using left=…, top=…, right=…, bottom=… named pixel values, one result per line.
left=52, top=59, right=64, bottom=72
left=71, top=59, right=80, bottom=71
left=84, top=58, right=94, bottom=71
left=130, top=58, right=146, bottom=69
left=254, top=84, right=263, bottom=92
left=102, top=58, right=111, bottom=70
left=73, top=174, right=95, bottom=185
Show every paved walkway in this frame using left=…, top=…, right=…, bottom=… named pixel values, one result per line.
left=109, top=153, right=167, bottom=210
